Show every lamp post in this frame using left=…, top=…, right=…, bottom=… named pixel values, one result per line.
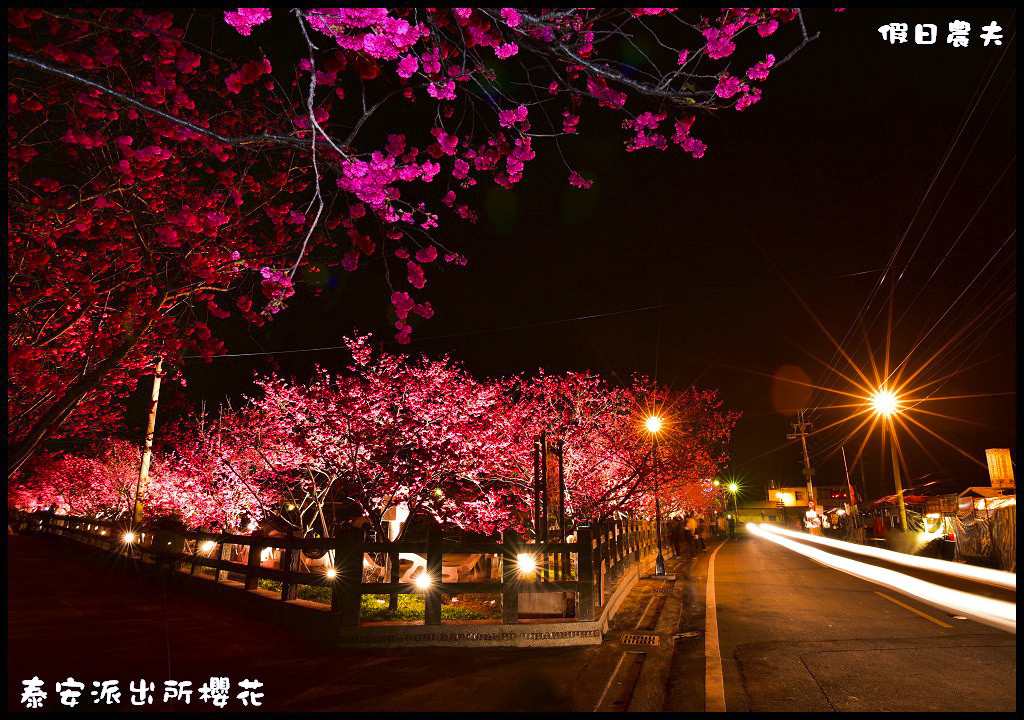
left=645, top=415, right=666, bottom=576
left=870, top=389, right=908, bottom=532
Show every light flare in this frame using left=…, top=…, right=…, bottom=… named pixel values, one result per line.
left=749, top=523, right=1015, bottom=633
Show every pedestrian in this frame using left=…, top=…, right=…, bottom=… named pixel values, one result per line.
left=717, top=514, right=727, bottom=538
left=669, top=517, right=681, bottom=557
left=727, top=514, right=736, bottom=540
left=685, top=514, right=698, bottom=555
left=696, top=517, right=707, bottom=552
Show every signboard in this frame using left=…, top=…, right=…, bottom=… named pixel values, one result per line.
left=925, top=496, right=958, bottom=516
left=985, top=448, right=1015, bottom=489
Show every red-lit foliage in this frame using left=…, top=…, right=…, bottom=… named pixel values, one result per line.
left=10, top=339, right=739, bottom=535
left=8, top=8, right=809, bottom=474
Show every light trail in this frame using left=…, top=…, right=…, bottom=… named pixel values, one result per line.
left=747, top=524, right=1015, bottom=634
left=759, top=524, right=1016, bottom=591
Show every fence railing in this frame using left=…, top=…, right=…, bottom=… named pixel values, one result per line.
left=22, top=512, right=663, bottom=626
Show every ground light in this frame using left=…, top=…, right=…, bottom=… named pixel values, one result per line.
left=325, top=567, right=337, bottom=580
left=200, top=540, right=216, bottom=554
left=415, top=573, right=432, bottom=590
left=122, top=531, right=136, bottom=544
left=517, top=553, right=537, bottom=574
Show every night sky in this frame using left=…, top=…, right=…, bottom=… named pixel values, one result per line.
left=167, top=8, right=1016, bottom=504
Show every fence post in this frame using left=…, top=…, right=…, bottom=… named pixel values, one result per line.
left=387, top=545, right=400, bottom=612
left=244, top=539, right=261, bottom=591
left=424, top=527, right=443, bottom=625
left=501, top=529, right=520, bottom=624
left=605, top=521, right=615, bottom=582
left=213, top=540, right=229, bottom=582
left=613, top=520, right=623, bottom=579
left=280, top=532, right=301, bottom=601
left=332, top=527, right=364, bottom=626
left=188, top=534, right=200, bottom=575
left=576, top=526, right=596, bottom=621
left=626, top=520, right=634, bottom=565
left=595, top=523, right=605, bottom=607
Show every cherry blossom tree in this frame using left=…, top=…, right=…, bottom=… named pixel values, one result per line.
left=493, top=372, right=739, bottom=525
left=232, top=336, right=526, bottom=540
left=9, top=439, right=140, bottom=518
left=8, top=8, right=825, bottom=475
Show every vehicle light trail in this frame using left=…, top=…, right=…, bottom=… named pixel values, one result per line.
left=748, top=523, right=1015, bottom=634
left=758, top=523, right=1016, bottom=590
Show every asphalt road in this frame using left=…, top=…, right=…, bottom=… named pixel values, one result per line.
left=705, top=534, right=1016, bottom=712
left=7, top=531, right=1016, bottom=712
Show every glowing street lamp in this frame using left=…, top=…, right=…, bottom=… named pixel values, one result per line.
left=870, top=388, right=909, bottom=532
left=870, top=389, right=900, bottom=417
left=646, top=415, right=667, bottom=576
left=727, top=483, right=739, bottom=520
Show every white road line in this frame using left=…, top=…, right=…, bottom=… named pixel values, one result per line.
left=704, top=540, right=727, bottom=712
left=593, top=651, right=629, bottom=712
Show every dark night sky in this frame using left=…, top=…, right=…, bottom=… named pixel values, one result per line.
left=165, top=8, right=1016, bottom=503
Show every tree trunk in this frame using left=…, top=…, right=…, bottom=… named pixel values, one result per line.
left=132, top=357, right=163, bottom=522
left=7, top=304, right=164, bottom=479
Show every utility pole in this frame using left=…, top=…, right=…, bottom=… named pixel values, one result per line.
left=132, top=357, right=163, bottom=524
left=841, top=446, right=857, bottom=528
left=787, top=410, right=816, bottom=517
left=887, top=428, right=909, bottom=532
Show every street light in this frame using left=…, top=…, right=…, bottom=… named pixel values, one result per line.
left=727, top=483, right=739, bottom=522
left=645, top=415, right=667, bottom=576
left=870, top=388, right=908, bottom=532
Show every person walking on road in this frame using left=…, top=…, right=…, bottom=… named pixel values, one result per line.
left=727, top=514, right=736, bottom=540
left=669, top=517, right=681, bottom=557
left=717, top=514, right=727, bottom=538
left=685, top=514, right=698, bottom=556
left=696, top=517, right=707, bottom=552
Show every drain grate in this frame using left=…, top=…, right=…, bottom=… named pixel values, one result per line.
left=620, top=633, right=660, bottom=646
left=653, top=587, right=679, bottom=594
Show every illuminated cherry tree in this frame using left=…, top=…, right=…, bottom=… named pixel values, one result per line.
left=8, top=439, right=140, bottom=518
left=493, top=372, right=739, bottom=524
left=8, top=8, right=823, bottom=474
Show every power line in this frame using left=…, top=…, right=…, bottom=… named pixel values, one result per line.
left=182, top=302, right=674, bottom=360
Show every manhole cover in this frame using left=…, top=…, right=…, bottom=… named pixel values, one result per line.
left=620, top=634, right=660, bottom=646
left=674, top=631, right=702, bottom=640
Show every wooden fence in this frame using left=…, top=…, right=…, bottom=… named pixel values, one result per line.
left=24, top=512, right=664, bottom=626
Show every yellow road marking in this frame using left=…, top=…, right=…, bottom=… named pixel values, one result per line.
left=875, top=591, right=953, bottom=628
